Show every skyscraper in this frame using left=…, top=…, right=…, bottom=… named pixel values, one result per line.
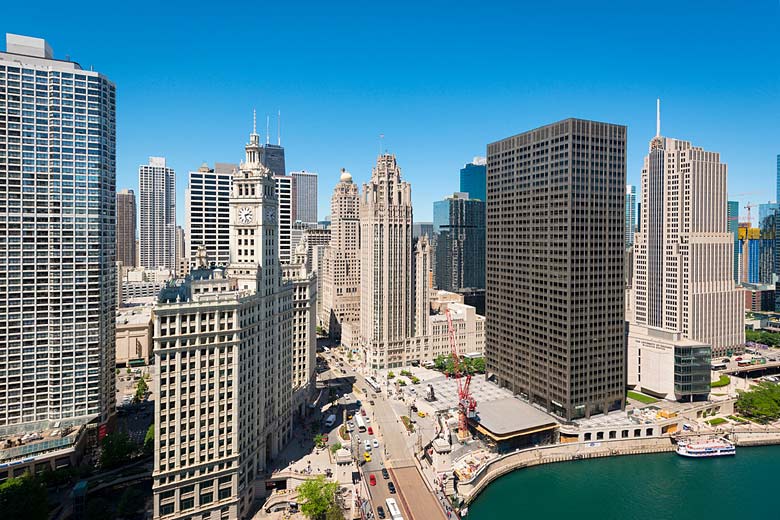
left=320, top=169, right=361, bottom=338
left=261, top=143, right=285, bottom=176
left=414, top=234, right=432, bottom=337
left=185, top=162, right=236, bottom=267
left=139, top=156, right=176, bottom=269
left=625, top=185, right=637, bottom=248
left=153, top=126, right=293, bottom=520
left=758, top=202, right=778, bottom=283
left=360, top=155, right=413, bottom=370
left=728, top=200, right=740, bottom=284
left=117, top=189, right=137, bottom=267
left=0, top=35, right=117, bottom=442
left=460, top=157, right=487, bottom=202
left=291, top=170, right=318, bottom=224
left=486, top=119, right=626, bottom=420
left=275, top=175, right=294, bottom=263
left=629, top=109, right=744, bottom=400
left=433, top=192, right=486, bottom=292
left=776, top=154, right=780, bottom=203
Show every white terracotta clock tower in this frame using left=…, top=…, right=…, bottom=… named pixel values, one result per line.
left=227, top=114, right=280, bottom=292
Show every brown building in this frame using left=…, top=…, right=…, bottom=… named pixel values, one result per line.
left=117, top=189, right=137, bottom=267
left=486, top=118, right=626, bottom=421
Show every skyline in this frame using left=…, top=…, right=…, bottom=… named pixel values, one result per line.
left=2, top=1, right=779, bottom=222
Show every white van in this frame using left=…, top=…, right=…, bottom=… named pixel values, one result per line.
left=324, top=414, right=336, bottom=428
left=385, top=498, right=403, bottom=520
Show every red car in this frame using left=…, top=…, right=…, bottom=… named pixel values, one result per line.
left=361, top=409, right=367, bottom=416
left=369, top=474, right=377, bottom=486
left=368, top=426, right=374, bottom=435
left=735, top=357, right=743, bottom=362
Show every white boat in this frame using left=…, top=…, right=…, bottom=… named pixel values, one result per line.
left=676, top=437, right=735, bottom=458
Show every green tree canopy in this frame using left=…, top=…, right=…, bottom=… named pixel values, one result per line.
left=100, top=431, right=137, bottom=469
left=143, top=424, right=155, bottom=455
left=0, top=475, right=48, bottom=520
left=298, top=475, right=340, bottom=519
left=736, top=381, right=780, bottom=423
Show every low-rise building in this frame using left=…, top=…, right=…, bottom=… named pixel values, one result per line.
left=116, top=306, right=153, bottom=367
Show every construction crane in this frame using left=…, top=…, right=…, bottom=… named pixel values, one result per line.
left=744, top=202, right=754, bottom=225
left=446, top=309, right=477, bottom=442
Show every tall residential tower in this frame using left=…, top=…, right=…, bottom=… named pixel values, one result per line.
left=0, top=34, right=117, bottom=445
left=140, top=156, right=176, bottom=269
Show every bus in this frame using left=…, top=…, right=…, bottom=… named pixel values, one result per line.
left=737, top=359, right=753, bottom=367
left=355, top=414, right=367, bottom=433
left=385, top=498, right=404, bottom=520
left=366, top=377, right=382, bottom=393
left=711, top=362, right=727, bottom=371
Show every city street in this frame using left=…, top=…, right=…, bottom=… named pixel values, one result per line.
left=323, top=351, right=445, bottom=520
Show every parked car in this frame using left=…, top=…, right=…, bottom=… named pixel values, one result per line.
left=376, top=506, right=386, bottom=519
left=373, top=439, right=379, bottom=449
left=369, top=400, right=376, bottom=406
left=364, top=452, right=372, bottom=462
left=361, top=409, right=367, bottom=416
left=381, top=468, right=389, bottom=479
left=417, top=411, right=426, bottom=418
left=368, top=427, right=374, bottom=435
left=388, top=481, right=396, bottom=494
left=365, top=440, right=372, bottom=451
left=370, top=474, right=377, bottom=486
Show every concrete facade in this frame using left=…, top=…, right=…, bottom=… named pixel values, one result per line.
left=290, top=170, right=318, bottom=225
left=320, top=169, right=361, bottom=338
left=0, top=34, right=117, bottom=432
left=486, top=118, right=626, bottom=421
left=359, top=155, right=414, bottom=369
left=116, top=306, right=153, bottom=367
left=152, top=128, right=294, bottom=520
left=140, top=157, right=176, bottom=270
left=630, top=129, right=744, bottom=391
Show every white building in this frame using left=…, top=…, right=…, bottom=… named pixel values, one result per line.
left=282, top=241, right=317, bottom=418
left=140, top=156, right=176, bottom=270
left=152, top=127, right=294, bottom=520
left=291, top=170, right=318, bottom=225
left=0, top=34, right=116, bottom=438
left=185, top=162, right=236, bottom=268
left=320, top=169, right=361, bottom=337
left=359, top=155, right=414, bottom=369
left=628, top=104, right=744, bottom=400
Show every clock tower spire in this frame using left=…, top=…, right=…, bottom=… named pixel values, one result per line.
left=227, top=119, right=279, bottom=292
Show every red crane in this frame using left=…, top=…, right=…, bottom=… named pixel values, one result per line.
left=446, top=309, right=477, bottom=441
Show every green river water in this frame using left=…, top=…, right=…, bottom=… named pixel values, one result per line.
left=467, top=445, right=780, bottom=519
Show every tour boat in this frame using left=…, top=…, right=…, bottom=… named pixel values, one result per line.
left=676, top=437, right=735, bottom=458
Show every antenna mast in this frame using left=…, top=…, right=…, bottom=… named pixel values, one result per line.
left=277, top=110, right=281, bottom=146
left=656, top=98, right=661, bottom=137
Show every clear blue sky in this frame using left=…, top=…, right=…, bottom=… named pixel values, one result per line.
left=3, top=1, right=779, bottom=222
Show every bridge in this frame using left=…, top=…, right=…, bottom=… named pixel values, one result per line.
left=722, top=361, right=780, bottom=375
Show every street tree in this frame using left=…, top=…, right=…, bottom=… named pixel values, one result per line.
left=298, top=475, right=340, bottom=519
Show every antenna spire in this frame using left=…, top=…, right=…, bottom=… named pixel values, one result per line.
left=656, top=98, right=661, bottom=137
left=252, top=109, right=257, bottom=135
left=277, top=110, right=281, bottom=146
left=266, top=115, right=270, bottom=145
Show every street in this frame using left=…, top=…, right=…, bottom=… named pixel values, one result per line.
left=321, top=351, right=445, bottom=520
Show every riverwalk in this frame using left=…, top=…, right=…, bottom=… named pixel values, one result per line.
left=457, top=430, right=780, bottom=505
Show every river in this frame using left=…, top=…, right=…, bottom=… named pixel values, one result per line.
left=467, top=445, right=780, bottom=519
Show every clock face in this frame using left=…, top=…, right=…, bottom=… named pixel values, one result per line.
left=238, top=207, right=253, bottom=224
left=265, top=208, right=276, bottom=222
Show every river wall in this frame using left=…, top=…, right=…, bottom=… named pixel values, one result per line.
left=458, top=431, right=780, bottom=505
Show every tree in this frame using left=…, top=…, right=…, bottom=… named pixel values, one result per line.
left=0, top=474, right=48, bottom=520
left=313, top=434, right=327, bottom=448
left=135, top=377, right=148, bottom=402
left=100, top=431, right=137, bottom=469
left=297, top=475, right=340, bottom=519
left=117, top=486, right=145, bottom=516
left=143, top=424, right=155, bottom=455
left=329, top=442, right=342, bottom=454
left=387, top=371, right=395, bottom=380
left=736, top=382, right=780, bottom=423
left=85, top=497, right=113, bottom=520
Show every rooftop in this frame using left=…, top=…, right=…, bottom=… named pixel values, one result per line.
left=474, top=397, right=558, bottom=436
